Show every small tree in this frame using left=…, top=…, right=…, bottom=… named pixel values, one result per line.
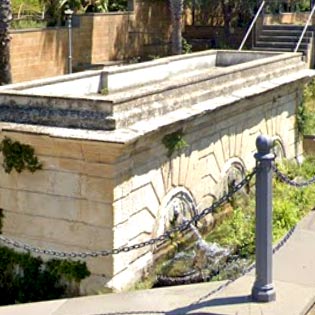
left=169, top=0, right=183, bottom=55
left=0, top=0, right=12, bottom=85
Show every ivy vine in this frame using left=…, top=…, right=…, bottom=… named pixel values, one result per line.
left=0, top=246, right=90, bottom=305
left=162, top=130, right=189, bottom=157
left=0, top=137, right=42, bottom=174
left=0, top=208, right=3, bottom=234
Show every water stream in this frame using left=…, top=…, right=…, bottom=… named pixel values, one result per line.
left=153, top=209, right=250, bottom=287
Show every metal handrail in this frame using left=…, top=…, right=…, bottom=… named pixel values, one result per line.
left=239, top=1, right=266, bottom=51
left=294, top=3, right=315, bottom=52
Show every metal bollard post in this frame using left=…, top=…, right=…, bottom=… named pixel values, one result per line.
left=65, top=9, right=73, bottom=74
left=251, top=135, right=276, bottom=302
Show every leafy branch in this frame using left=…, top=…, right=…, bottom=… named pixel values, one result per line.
left=0, top=137, right=42, bottom=174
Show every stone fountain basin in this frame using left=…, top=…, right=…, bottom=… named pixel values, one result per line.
left=0, top=50, right=308, bottom=131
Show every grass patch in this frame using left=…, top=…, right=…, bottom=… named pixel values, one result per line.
left=132, top=156, right=315, bottom=289
left=11, top=19, right=46, bottom=29
left=206, top=156, right=315, bottom=260
left=299, top=80, right=315, bottom=135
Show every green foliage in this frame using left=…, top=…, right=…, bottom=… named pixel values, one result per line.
left=162, top=130, right=189, bottom=157
left=108, top=0, right=127, bottom=11
left=206, top=157, right=315, bottom=258
left=10, top=19, right=46, bottom=29
left=297, top=80, right=315, bottom=135
left=0, top=246, right=90, bottom=305
left=100, top=87, right=109, bottom=95
left=11, top=0, right=42, bottom=15
left=182, top=37, right=192, bottom=54
left=297, top=99, right=307, bottom=135
left=0, top=137, right=42, bottom=174
left=0, top=209, right=3, bottom=234
left=206, top=204, right=255, bottom=258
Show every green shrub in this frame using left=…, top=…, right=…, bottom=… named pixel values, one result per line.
left=206, top=157, right=315, bottom=258
left=0, top=137, right=42, bottom=174
left=0, top=246, right=90, bottom=305
left=298, top=79, right=315, bottom=135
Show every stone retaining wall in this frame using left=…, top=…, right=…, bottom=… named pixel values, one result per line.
left=0, top=81, right=303, bottom=293
left=0, top=50, right=312, bottom=293
left=10, top=0, right=171, bottom=83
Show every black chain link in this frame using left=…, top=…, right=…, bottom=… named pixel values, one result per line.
left=193, top=224, right=297, bottom=304
left=272, top=163, right=315, bottom=187
left=0, top=168, right=257, bottom=259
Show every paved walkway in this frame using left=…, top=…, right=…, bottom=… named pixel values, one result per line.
left=1, top=212, right=315, bottom=315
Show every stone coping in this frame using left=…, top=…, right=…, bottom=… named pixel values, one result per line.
left=0, top=50, right=307, bottom=132
left=1, top=68, right=313, bottom=144
left=0, top=50, right=282, bottom=98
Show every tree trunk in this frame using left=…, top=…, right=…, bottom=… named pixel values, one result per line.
left=221, top=0, right=233, bottom=39
left=169, top=0, right=183, bottom=55
left=0, top=0, right=12, bottom=85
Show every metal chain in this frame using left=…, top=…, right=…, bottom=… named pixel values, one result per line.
left=193, top=224, right=297, bottom=304
left=0, top=168, right=257, bottom=259
left=272, top=163, right=315, bottom=187
left=92, top=220, right=298, bottom=315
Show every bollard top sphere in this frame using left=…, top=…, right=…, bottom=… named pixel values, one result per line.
left=256, top=135, right=273, bottom=154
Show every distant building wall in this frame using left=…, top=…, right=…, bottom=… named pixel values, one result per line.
left=10, top=0, right=172, bottom=83
left=183, top=26, right=248, bottom=50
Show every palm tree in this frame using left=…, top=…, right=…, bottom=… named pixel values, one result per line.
left=169, top=0, right=183, bottom=55
left=0, top=0, right=12, bottom=85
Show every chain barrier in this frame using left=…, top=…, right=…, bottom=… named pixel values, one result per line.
left=0, top=168, right=257, bottom=259
left=193, top=224, right=297, bottom=305
left=92, top=198, right=298, bottom=315
left=272, top=163, right=315, bottom=187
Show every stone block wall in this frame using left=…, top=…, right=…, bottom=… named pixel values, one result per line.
left=0, top=70, right=304, bottom=293
left=9, top=1, right=172, bottom=83
left=10, top=28, right=69, bottom=82
left=107, top=82, right=302, bottom=291
left=0, top=131, right=128, bottom=292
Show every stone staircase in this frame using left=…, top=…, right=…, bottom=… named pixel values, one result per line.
left=253, top=24, right=314, bottom=65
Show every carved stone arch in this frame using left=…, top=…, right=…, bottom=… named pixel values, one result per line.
left=152, top=187, right=197, bottom=240
left=272, top=136, right=286, bottom=162
left=221, top=157, right=247, bottom=195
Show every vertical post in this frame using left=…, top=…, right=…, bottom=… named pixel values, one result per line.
left=252, top=135, right=276, bottom=303
left=65, top=9, right=73, bottom=74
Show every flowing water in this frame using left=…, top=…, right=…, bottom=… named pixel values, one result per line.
left=154, top=212, right=229, bottom=287
left=153, top=210, right=251, bottom=287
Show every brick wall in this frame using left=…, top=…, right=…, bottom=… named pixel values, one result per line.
left=10, top=28, right=69, bottom=82
left=10, top=1, right=172, bottom=83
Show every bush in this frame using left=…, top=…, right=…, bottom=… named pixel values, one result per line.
left=206, top=157, right=315, bottom=258
left=0, top=246, right=90, bottom=305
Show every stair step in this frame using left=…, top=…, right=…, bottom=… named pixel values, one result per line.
left=252, top=47, right=307, bottom=54
left=258, top=35, right=311, bottom=43
left=262, top=24, right=308, bottom=31
left=260, top=29, right=314, bottom=37
left=255, top=41, right=309, bottom=49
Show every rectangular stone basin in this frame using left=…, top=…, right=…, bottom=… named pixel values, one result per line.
left=0, top=50, right=309, bottom=132
left=0, top=49, right=314, bottom=293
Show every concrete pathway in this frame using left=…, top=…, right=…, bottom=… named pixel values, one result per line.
left=1, top=212, right=315, bottom=315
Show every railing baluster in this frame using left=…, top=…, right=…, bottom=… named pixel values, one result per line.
left=295, top=2, right=315, bottom=52
left=239, top=1, right=265, bottom=51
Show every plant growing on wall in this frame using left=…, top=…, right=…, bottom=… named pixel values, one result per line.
left=0, top=246, right=90, bottom=305
left=296, top=80, right=315, bottom=136
left=162, top=130, right=188, bottom=157
left=0, top=137, right=42, bottom=173
left=0, top=209, right=3, bottom=234
left=169, top=0, right=183, bottom=55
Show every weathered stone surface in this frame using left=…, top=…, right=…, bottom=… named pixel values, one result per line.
left=0, top=50, right=313, bottom=293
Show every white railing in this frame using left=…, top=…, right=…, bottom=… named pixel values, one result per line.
left=294, top=3, right=315, bottom=52
left=239, top=1, right=266, bottom=51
